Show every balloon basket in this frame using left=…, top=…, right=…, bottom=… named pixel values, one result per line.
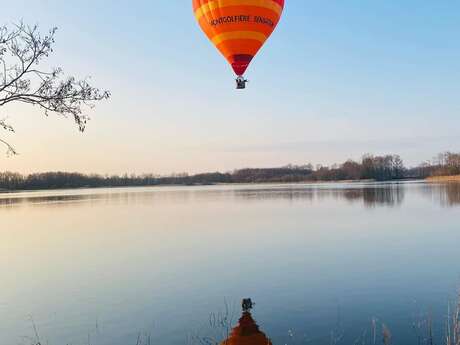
left=236, top=76, right=248, bottom=89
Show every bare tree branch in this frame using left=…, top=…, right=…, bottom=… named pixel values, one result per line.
left=0, top=21, right=110, bottom=155
left=0, top=138, right=17, bottom=155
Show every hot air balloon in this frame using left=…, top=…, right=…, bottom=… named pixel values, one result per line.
left=192, top=0, right=285, bottom=89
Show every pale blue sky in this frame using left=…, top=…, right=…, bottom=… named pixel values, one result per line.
left=1, top=1, right=459, bottom=174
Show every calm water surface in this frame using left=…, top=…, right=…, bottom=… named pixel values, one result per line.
left=1, top=182, right=459, bottom=345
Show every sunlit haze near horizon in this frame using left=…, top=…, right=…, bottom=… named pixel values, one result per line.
left=1, top=1, right=459, bottom=175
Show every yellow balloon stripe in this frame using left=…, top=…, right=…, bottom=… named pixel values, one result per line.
left=211, top=31, right=267, bottom=45
left=195, top=0, right=283, bottom=21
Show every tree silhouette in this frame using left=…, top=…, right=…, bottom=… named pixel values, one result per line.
left=0, top=22, right=110, bottom=154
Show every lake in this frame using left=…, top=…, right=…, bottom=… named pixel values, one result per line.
left=1, top=181, right=459, bottom=345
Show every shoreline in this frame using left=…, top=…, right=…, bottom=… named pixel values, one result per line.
left=0, top=178, right=425, bottom=194
left=426, top=175, right=460, bottom=182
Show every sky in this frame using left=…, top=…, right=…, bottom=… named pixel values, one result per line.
left=1, top=1, right=459, bottom=174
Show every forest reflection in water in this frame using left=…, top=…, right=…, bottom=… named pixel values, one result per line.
left=0, top=181, right=459, bottom=208
left=418, top=182, right=460, bottom=207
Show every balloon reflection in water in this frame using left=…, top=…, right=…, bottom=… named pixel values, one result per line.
left=221, top=299, right=272, bottom=345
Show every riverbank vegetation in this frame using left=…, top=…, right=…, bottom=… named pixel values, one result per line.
left=1, top=151, right=459, bottom=191
left=24, top=293, right=460, bottom=345
left=187, top=295, right=460, bottom=345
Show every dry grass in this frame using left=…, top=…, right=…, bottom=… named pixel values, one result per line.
left=21, top=293, right=460, bottom=345
left=426, top=175, right=460, bottom=182
left=446, top=295, right=460, bottom=345
left=382, top=324, right=392, bottom=345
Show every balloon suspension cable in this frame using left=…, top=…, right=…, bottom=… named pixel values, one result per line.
left=236, top=75, right=248, bottom=89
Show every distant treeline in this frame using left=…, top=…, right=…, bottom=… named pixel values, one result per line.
left=406, top=152, right=460, bottom=178
left=1, top=152, right=459, bottom=191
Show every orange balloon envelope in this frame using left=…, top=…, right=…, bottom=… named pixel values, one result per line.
left=193, top=0, right=285, bottom=87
